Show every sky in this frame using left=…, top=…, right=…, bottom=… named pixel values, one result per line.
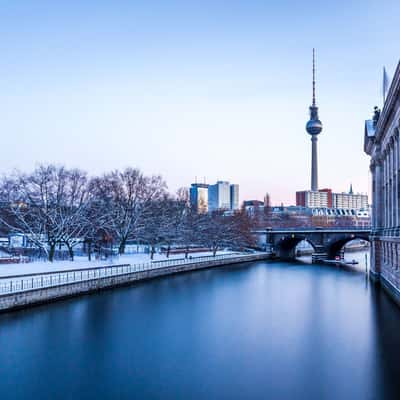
left=0, top=0, right=399, bottom=205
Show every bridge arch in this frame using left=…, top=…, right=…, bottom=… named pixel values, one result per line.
left=275, top=235, right=316, bottom=259
left=326, top=234, right=370, bottom=259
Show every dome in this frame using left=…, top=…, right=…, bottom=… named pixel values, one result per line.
left=306, top=119, right=323, bottom=135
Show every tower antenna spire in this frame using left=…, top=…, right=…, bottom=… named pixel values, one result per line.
left=312, top=48, right=316, bottom=106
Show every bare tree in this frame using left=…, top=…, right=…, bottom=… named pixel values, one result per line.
left=198, top=211, right=229, bottom=256
left=178, top=208, right=201, bottom=258
left=199, top=210, right=256, bottom=256
left=159, top=193, right=188, bottom=258
left=139, top=197, right=167, bottom=260
left=228, top=210, right=257, bottom=250
left=52, top=168, right=93, bottom=260
left=90, top=168, right=167, bottom=255
left=0, top=165, right=92, bottom=261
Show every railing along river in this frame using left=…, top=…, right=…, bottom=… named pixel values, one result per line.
left=0, top=252, right=261, bottom=295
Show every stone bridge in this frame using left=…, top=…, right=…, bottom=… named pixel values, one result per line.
left=254, top=228, right=371, bottom=262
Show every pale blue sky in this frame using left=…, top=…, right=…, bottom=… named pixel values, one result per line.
left=0, top=0, right=399, bottom=204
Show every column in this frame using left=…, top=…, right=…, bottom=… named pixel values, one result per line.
left=370, top=162, right=376, bottom=228
left=394, top=136, right=398, bottom=227
left=395, top=136, right=399, bottom=227
left=388, top=146, right=391, bottom=228
left=392, top=140, right=396, bottom=228
left=384, top=151, right=388, bottom=228
left=376, top=156, right=383, bottom=229
left=387, top=150, right=390, bottom=228
left=390, top=143, right=393, bottom=228
left=397, top=132, right=400, bottom=229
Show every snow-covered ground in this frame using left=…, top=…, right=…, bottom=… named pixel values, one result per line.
left=0, top=251, right=234, bottom=278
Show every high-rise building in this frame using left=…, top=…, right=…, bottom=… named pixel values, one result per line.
left=296, top=187, right=368, bottom=210
left=189, top=183, right=209, bottom=213
left=306, top=49, right=323, bottom=191
left=208, top=181, right=231, bottom=211
left=230, top=184, right=239, bottom=210
left=191, top=180, right=239, bottom=212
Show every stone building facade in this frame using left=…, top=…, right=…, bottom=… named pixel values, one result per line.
left=364, top=60, right=400, bottom=303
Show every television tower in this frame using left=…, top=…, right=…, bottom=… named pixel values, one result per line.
left=306, top=49, right=323, bottom=191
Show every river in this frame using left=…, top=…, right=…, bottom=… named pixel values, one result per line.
left=1, top=252, right=400, bottom=399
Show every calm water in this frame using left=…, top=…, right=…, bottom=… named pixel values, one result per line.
left=1, top=254, right=400, bottom=400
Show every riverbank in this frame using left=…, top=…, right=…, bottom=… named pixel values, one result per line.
left=0, top=252, right=270, bottom=313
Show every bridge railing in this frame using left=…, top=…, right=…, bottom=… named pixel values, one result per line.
left=0, top=252, right=263, bottom=296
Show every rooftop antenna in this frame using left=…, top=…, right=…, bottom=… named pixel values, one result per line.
left=312, top=48, right=316, bottom=106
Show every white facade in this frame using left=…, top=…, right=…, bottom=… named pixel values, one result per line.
left=208, top=181, right=231, bottom=211
left=305, top=191, right=329, bottom=208
left=332, top=192, right=368, bottom=210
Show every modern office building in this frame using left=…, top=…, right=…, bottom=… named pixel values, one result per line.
left=208, top=181, right=230, bottom=211
left=364, top=59, right=400, bottom=304
left=190, top=180, right=239, bottom=212
left=230, top=184, right=239, bottom=210
left=189, top=183, right=209, bottom=213
left=208, top=181, right=239, bottom=211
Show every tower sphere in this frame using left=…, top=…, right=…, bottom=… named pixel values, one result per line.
left=306, top=118, right=323, bottom=135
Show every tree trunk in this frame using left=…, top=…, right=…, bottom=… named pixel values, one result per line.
left=119, top=239, right=126, bottom=255
left=49, top=243, right=56, bottom=262
left=88, top=241, right=92, bottom=261
left=66, top=243, right=74, bottom=261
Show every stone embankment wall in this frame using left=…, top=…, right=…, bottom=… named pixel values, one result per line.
left=0, top=254, right=269, bottom=313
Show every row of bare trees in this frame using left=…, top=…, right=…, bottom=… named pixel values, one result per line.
left=0, top=165, right=255, bottom=262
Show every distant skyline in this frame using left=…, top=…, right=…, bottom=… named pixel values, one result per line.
left=0, top=1, right=399, bottom=204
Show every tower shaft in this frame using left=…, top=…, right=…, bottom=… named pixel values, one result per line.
left=311, top=135, right=318, bottom=191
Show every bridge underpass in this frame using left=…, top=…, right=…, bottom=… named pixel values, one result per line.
left=254, top=228, right=371, bottom=263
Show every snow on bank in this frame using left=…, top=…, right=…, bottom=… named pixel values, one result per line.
left=0, top=251, right=234, bottom=278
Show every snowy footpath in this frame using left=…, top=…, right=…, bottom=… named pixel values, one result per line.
left=0, top=251, right=234, bottom=278
left=0, top=251, right=269, bottom=311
